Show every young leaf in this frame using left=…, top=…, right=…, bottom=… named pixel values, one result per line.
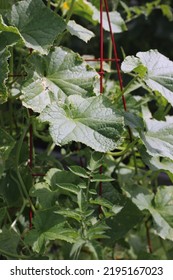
left=56, top=183, right=80, bottom=195
left=90, top=174, right=115, bottom=182
left=122, top=50, right=173, bottom=107
left=21, top=47, right=98, bottom=113
left=8, top=0, right=66, bottom=54
left=67, top=20, right=95, bottom=43
left=39, top=95, right=124, bottom=152
left=68, top=166, right=89, bottom=178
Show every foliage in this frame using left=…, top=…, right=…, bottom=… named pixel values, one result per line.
left=0, top=0, right=173, bottom=260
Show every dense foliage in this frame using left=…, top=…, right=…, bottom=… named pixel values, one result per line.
left=1, top=0, right=173, bottom=260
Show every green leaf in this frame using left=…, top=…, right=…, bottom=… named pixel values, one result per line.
left=21, top=47, right=98, bottom=113
left=63, top=0, right=96, bottom=23
left=56, top=183, right=80, bottom=195
left=0, top=15, right=21, bottom=51
left=107, top=198, right=143, bottom=241
left=90, top=197, right=113, bottom=209
left=122, top=50, right=173, bottom=107
left=77, top=189, right=86, bottom=211
left=0, top=48, right=10, bottom=104
left=29, top=208, right=79, bottom=252
left=8, top=0, right=66, bottom=54
left=0, top=128, right=15, bottom=161
left=45, top=168, right=80, bottom=189
left=160, top=4, right=173, bottom=21
left=0, top=228, right=20, bottom=258
left=93, top=10, right=127, bottom=33
left=68, top=165, right=89, bottom=178
left=67, top=20, right=95, bottom=42
left=0, top=170, right=22, bottom=207
left=55, top=209, right=82, bottom=222
left=141, top=117, right=173, bottom=161
left=87, top=151, right=104, bottom=171
left=124, top=185, right=173, bottom=241
left=124, top=112, right=144, bottom=130
left=39, top=95, right=124, bottom=152
left=154, top=186, right=173, bottom=227
left=90, top=174, right=115, bottom=182
left=87, top=222, right=110, bottom=240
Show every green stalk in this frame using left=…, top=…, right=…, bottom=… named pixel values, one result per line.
left=55, top=0, right=63, bottom=12
left=65, top=0, right=75, bottom=23
left=47, top=0, right=51, bottom=8
left=9, top=47, right=14, bottom=133
left=0, top=248, right=30, bottom=260
left=15, top=121, right=35, bottom=213
left=107, top=138, right=138, bottom=157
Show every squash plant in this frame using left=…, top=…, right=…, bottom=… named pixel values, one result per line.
left=0, top=0, right=173, bottom=260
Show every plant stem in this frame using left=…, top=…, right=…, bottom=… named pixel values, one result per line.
left=15, top=121, right=35, bottom=213
left=0, top=248, right=30, bottom=260
left=145, top=220, right=153, bottom=254
left=107, top=138, right=138, bottom=156
left=65, top=0, right=75, bottom=23
left=47, top=0, right=51, bottom=8
left=9, top=47, right=14, bottom=133
left=55, top=0, right=63, bottom=12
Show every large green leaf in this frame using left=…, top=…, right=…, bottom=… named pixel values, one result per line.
left=0, top=15, right=21, bottom=51
left=0, top=48, right=10, bottom=104
left=39, top=95, right=124, bottom=152
left=8, top=0, right=66, bottom=54
left=124, top=185, right=173, bottom=241
left=141, top=117, right=173, bottom=161
left=21, top=47, right=98, bottom=113
left=121, top=50, right=173, bottom=106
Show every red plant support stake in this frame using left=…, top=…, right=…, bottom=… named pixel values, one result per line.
left=99, top=0, right=104, bottom=94
left=29, top=208, right=33, bottom=229
left=99, top=0, right=104, bottom=201
left=104, top=0, right=127, bottom=112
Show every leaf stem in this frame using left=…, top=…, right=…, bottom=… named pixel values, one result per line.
left=47, top=0, right=51, bottom=8
left=15, top=120, right=35, bottom=213
left=0, top=248, right=30, bottom=260
left=107, top=138, right=138, bottom=156
left=65, top=0, right=75, bottom=23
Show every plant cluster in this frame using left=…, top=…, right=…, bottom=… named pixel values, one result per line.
left=0, top=0, right=173, bottom=260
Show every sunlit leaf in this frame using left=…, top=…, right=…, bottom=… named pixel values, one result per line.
left=122, top=50, right=173, bottom=106
left=39, top=95, right=124, bottom=152
left=21, top=47, right=98, bottom=113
